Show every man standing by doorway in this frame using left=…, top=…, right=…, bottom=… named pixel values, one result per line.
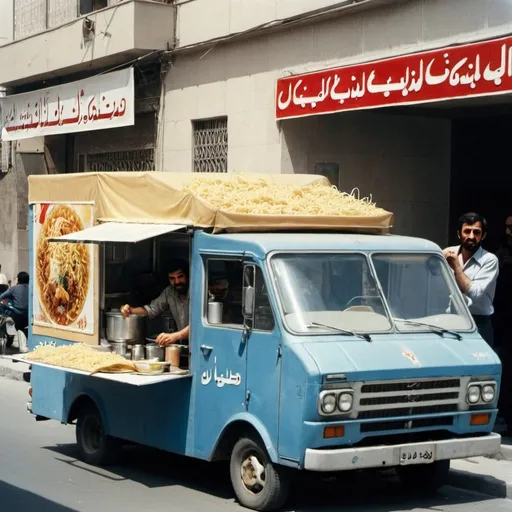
left=443, top=212, right=499, bottom=346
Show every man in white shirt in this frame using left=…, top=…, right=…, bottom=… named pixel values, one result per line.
left=443, top=212, right=499, bottom=346
left=0, top=264, right=8, bottom=294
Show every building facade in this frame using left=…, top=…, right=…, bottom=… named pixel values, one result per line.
left=1, top=0, right=512, bottom=280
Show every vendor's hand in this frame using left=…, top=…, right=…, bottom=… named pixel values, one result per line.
left=155, top=332, right=180, bottom=347
left=443, top=249, right=458, bottom=269
left=120, top=304, right=132, bottom=318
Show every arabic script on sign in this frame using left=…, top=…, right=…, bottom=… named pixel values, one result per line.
left=201, top=357, right=242, bottom=388
left=1, top=68, right=134, bottom=141
left=276, top=35, right=512, bottom=119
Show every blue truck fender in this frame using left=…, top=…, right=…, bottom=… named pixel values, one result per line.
left=66, top=390, right=111, bottom=434
left=210, top=412, right=278, bottom=463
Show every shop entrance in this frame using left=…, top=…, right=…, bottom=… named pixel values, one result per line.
left=450, top=109, right=512, bottom=251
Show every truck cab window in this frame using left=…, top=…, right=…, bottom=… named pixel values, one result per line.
left=206, top=260, right=243, bottom=326
left=253, top=267, right=275, bottom=332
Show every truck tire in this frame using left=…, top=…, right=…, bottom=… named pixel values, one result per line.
left=230, top=436, right=290, bottom=511
left=396, top=459, right=450, bottom=493
left=76, top=403, right=121, bottom=466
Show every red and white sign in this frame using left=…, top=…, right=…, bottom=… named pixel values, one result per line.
left=276, top=35, right=512, bottom=120
left=1, top=68, right=134, bottom=141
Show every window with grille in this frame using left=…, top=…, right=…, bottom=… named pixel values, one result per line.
left=14, top=0, right=47, bottom=39
left=193, top=117, right=228, bottom=173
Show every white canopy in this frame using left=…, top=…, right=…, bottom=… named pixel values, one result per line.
left=48, top=222, right=185, bottom=243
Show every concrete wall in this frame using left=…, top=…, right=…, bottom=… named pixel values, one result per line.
left=0, top=0, right=13, bottom=46
left=176, top=0, right=360, bottom=47
left=281, top=111, right=451, bottom=246
left=0, top=170, right=19, bottom=282
left=176, top=0, right=512, bottom=52
left=0, top=152, right=46, bottom=282
left=162, top=0, right=512, bottom=174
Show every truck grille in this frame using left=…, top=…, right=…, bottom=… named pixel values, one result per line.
left=359, top=404, right=457, bottom=419
left=361, top=379, right=460, bottom=393
left=360, top=416, right=454, bottom=433
left=357, top=378, right=462, bottom=420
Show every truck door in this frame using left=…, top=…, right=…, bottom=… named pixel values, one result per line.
left=243, top=264, right=281, bottom=446
left=193, top=256, right=248, bottom=458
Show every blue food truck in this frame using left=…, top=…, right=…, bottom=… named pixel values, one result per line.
left=20, top=173, right=501, bottom=511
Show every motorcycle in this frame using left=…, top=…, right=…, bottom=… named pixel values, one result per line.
left=0, top=301, right=28, bottom=355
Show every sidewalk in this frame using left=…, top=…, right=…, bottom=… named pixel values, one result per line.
left=0, top=351, right=28, bottom=381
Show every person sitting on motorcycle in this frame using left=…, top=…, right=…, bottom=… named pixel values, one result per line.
left=0, top=271, right=29, bottom=331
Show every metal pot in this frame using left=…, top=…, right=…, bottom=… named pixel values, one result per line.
left=105, top=311, right=145, bottom=343
left=131, top=344, right=145, bottom=361
left=148, top=311, right=176, bottom=337
left=208, top=302, right=223, bottom=324
left=111, top=341, right=128, bottom=357
left=145, top=343, right=165, bottom=361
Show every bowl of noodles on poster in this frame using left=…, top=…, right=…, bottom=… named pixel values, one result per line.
left=33, top=203, right=94, bottom=333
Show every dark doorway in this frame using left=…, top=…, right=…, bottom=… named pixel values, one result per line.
left=450, top=114, right=512, bottom=251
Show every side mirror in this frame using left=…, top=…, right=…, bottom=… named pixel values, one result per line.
left=242, top=265, right=256, bottom=341
left=243, top=286, right=255, bottom=317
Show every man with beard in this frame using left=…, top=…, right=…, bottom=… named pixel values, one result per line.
left=443, top=213, right=499, bottom=346
left=121, top=259, right=190, bottom=347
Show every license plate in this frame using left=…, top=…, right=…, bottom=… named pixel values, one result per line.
left=399, top=444, right=435, bottom=465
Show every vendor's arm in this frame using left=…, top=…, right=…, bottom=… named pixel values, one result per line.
left=156, top=325, right=190, bottom=347
left=443, top=249, right=499, bottom=298
left=121, top=306, right=148, bottom=317
left=121, top=288, right=169, bottom=319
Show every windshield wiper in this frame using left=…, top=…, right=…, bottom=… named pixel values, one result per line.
left=306, top=322, right=372, bottom=342
left=392, top=318, right=462, bottom=340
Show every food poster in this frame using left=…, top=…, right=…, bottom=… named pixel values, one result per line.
left=32, top=203, right=95, bottom=335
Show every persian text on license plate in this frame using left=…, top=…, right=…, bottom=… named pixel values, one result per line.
left=399, top=444, right=435, bottom=465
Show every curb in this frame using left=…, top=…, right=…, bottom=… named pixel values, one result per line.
left=448, top=467, right=512, bottom=499
left=0, top=354, right=28, bottom=382
left=0, top=362, right=26, bottom=382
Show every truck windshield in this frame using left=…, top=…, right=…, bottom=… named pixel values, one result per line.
left=270, top=253, right=392, bottom=334
left=371, top=253, right=472, bottom=332
left=270, top=252, right=472, bottom=336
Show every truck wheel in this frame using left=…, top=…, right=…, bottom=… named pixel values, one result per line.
left=76, top=403, right=121, bottom=466
left=396, top=460, right=450, bottom=493
left=230, top=436, right=290, bottom=511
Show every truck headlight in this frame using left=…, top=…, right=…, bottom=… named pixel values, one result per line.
left=321, top=393, right=337, bottom=414
left=467, top=385, right=481, bottom=404
left=481, top=384, right=496, bottom=403
left=338, top=392, right=353, bottom=412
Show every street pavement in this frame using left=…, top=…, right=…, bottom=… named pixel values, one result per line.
left=2, top=379, right=512, bottom=512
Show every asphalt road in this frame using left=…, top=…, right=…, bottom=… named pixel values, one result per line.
left=1, top=377, right=512, bottom=512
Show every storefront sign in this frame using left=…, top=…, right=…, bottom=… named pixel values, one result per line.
left=276, top=35, right=512, bottom=120
left=32, top=203, right=95, bottom=335
left=1, top=68, right=134, bottom=141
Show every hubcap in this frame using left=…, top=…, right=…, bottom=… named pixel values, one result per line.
left=240, top=454, right=266, bottom=494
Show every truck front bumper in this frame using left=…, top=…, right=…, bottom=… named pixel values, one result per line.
left=304, top=433, right=501, bottom=471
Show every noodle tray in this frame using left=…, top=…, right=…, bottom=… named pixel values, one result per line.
left=28, top=172, right=394, bottom=234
